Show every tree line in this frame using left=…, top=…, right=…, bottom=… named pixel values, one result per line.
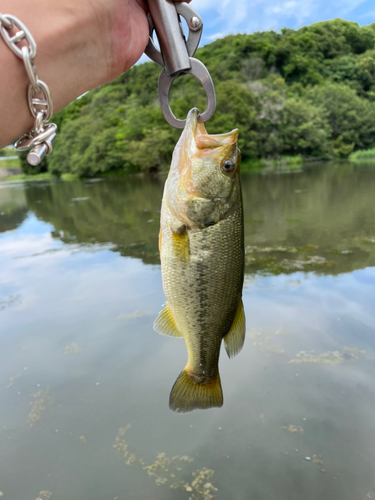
left=21, top=18, right=375, bottom=176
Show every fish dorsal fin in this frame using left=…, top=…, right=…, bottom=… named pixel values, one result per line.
left=153, top=304, right=183, bottom=338
left=223, top=299, right=246, bottom=358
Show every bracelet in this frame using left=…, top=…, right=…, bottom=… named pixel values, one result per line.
left=0, top=12, right=57, bottom=166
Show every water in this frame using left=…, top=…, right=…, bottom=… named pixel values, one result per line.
left=1, top=162, right=375, bottom=500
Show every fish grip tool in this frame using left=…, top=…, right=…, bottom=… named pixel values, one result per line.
left=145, top=0, right=216, bottom=129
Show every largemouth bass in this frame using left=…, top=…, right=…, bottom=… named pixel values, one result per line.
left=154, top=108, right=245, bottom=413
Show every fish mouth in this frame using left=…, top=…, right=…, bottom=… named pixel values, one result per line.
left=183, top=108, right=206, bottom=149
left=183, top=108, right=239, bottom=151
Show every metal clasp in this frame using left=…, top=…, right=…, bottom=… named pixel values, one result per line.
left=145, top=0, right=216, bottom=129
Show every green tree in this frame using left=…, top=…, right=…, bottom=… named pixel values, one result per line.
left=306, top=83, right=375, bottom=150
left=279, top=97, right=332, bottom=157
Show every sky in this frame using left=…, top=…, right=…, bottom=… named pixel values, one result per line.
left=189, top=0, right=375, bottom=44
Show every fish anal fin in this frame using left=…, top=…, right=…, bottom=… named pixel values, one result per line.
left=224, top=299, right=246, bottom=359
left=169, top=369, right=223, bottom=413
left=153, top=304, right=183, bottom=338
left=171, top=225, right=189, bottom=262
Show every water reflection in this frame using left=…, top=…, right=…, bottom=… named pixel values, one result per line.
left=0, top=162, right=370, bottom=275
left=25, top=177, right=165, bottom=264
left=1, top=163, right=375, bottom=500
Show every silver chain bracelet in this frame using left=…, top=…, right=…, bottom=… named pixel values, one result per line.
left=0, top=12, right=57, bottom=166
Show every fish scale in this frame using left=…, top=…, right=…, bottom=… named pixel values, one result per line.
left=162, top=208, right=244, bottom=377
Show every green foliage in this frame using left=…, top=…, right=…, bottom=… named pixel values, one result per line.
left=0, top=146, right=16, bottom=157
left=0, top=158, right=20, bottom=169
left=349, top=148, right=375, bottom=161
left=19, top=150, right=48, bottom=175
left=279, top=97, right=332, bottom=156
left=21, top=19, right=375, bottom=177
left=305, top=83, right=375, bottom=150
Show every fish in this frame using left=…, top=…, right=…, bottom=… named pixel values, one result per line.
left=154, top=108, right=245, bottom=413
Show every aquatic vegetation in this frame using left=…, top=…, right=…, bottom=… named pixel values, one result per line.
left=245, top=251, right=336, bottom=273
left=117, top=310, right=154, bottom=321
left=0, top=294, right=20, bottom=311
left=6, top=373, right=21, bottom=388
left=281, top=425, right=304, bottom=434
left=35, top=492, right=52, bottom=500
left=246, top=245, right=299, bottom=254
left=259, top=414, right=268, bottom=424
left=248, top=327, right=289, bottom=355
left=113, top=426, right=217, bottom=500
left=28, top=390, right=53, bottom=428
left=279, top=256, right=336, bottom=271
left=351, top=236, right=375, bottom=244
left=289, top=347, right=366, bottom=366
left=244, top=245, right=334, bottom=275
left=64, top=343, right=82, bottom=355
left=312, top=455, right=323, bottom=466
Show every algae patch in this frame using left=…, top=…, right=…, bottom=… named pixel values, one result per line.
left=117, top=310, right=154, bottom=320
left=245, top=245, right=335, bottom=274
left=289, top=347, right=365, bottom=366
left=0, top=294, right=21, bottom=311
left=6, top=373, right=21, bottom=388
left=248, top=327, right=288, bottom=355
left=35, top=492, right=52, bottom=500
left=28, top=390, right=53, bottom=428
left=312, top=455, right=323, bottom=465
left=281, top=425, right=304, bottom=435
left=351, top=236, right=375, bottom=244
left=113, top=426, right=217, bottom=499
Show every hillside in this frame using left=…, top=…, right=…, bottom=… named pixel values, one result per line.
left=22, top=18, right=375, bottom=176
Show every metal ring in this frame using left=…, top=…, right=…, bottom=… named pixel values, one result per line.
left=158, top=58, right=216, bottom=129
left=34, top=111, right=45, bottom=134
left=15, top=123, right=57, bottom=151
left=22, top=46, right=41, bottom=93
left=0, top=14, right=37, bottom=59
left=28, top=80, right=53, bottom=121
left=0, top=12, right=13, bottom=30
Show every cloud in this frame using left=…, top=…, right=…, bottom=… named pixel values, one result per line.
left=191, top=0, right=372, bottom=39
left=206, top=32, right=226, bottom=41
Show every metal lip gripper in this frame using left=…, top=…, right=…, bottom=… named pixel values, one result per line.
left=145, top=0, right=216, bottom=129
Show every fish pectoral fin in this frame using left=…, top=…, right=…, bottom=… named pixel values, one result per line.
left=223, top=299, right=246, bottom=359
left=171, top=225, right=190, bottom=262
left=153, top=304, right=183, bottom=338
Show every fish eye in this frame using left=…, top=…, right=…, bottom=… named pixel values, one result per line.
left=221, top=158, right=236, bottom=174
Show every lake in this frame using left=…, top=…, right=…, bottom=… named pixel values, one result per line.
left=1, top=162, right=375, bottom=500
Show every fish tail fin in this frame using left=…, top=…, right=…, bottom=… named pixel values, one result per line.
left=169, top=369, right=223, bottom=413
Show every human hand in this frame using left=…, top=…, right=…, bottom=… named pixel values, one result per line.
left=0, top=0, right=191, bottom=148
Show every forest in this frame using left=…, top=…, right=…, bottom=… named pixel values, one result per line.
left=20, top=18, right=375, bottom=176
